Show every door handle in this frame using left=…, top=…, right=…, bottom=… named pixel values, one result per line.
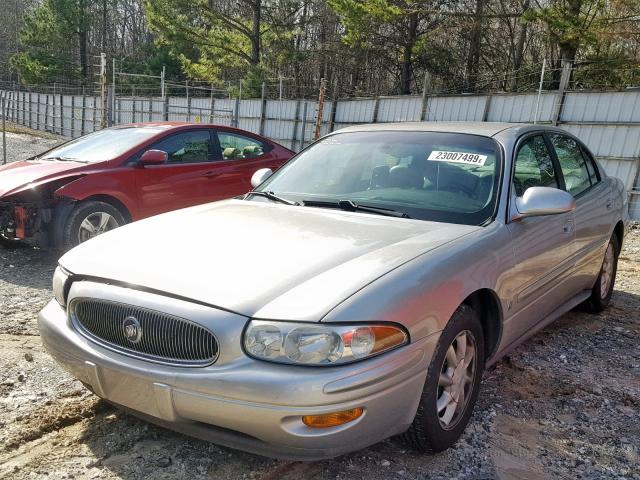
left=203, top=171, right=219, bottom=179
left=605, top=199, right=613, bottom=210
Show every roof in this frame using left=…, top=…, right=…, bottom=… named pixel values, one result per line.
left=333, top=121, right=540, bottom=137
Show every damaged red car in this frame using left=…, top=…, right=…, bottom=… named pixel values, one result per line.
left=0, top=123, right=293, bottom=249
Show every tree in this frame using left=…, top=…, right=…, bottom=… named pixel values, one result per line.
left=143, top=0, right=278, bottom=83
left=328, top=0, right=448, bottom=94
left=12, top=0, right=93, bottom=83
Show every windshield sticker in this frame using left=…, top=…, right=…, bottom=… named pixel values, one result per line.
left=428, top=151, right=488, bottom=166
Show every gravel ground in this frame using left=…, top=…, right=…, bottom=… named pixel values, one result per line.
left=1, top=125, right=64, bottom=164
left=0, top=130, right=639, bottom=480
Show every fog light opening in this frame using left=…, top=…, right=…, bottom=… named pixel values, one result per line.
left=302, top=407, right=364, bottom=428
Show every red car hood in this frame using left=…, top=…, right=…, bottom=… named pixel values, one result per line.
left=0, top=160, right=89, bottom=198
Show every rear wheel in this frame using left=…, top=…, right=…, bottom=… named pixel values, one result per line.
left=403, top=305, right=485, bottom=453
left=584, top=233, right=619, bottom=313
left=62, top=201, right=127, bottom=249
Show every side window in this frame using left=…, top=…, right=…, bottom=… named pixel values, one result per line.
left=550, top=134, right=592, bottom=196
left=151, top=130, right=212, bottom=164
left=217, top=131, right=265, bottom=160
left=513, top=135, right=559, bottom=197
left=581, top=147, right=600, bottom=185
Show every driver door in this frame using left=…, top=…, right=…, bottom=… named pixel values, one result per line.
left=503, top=134, right=577, bottom=345
left=134, top=129, right=221, bottom=218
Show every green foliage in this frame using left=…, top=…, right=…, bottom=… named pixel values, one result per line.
left=525, top=0, right=607, bottom=60
left=10, top=0, right=82, bottom=83
left=143, top=0, right=285, bottom=86
left=242, top=65, right=269, bottom=98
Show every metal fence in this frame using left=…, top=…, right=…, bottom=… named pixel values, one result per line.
left=1, top=86, right=639, bottom=218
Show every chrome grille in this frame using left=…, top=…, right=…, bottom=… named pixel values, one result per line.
left=70, top=298, right=218, bottom=367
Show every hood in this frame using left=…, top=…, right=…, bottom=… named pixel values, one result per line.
left=0, top=160, right=89, bottom=198
left=60, top=200, right=479, bottom=320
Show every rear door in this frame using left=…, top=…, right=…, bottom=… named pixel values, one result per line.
left=504, top=133, right=577, bottom=343
left=208, top=129, right=284, bottom=198
left=547, top=133, right=612, bottom=289
left=133, top=129, right=222, bottom=218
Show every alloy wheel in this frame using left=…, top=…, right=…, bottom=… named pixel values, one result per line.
left=437, top=330, right=477, bottom=430
left=78, top=212, right=119, bottom=243
left=600, top=243, right=615, bottom=299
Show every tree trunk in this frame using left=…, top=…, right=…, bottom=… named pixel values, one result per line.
left=78, top=0, right=88, bottom=80
left=510, top=0, right=530, bottom=91
left=250, top=0, right=261, bottom=65
left=465, top=0, right=484, bottom=92
left=400, top=13, right=418, bottom=95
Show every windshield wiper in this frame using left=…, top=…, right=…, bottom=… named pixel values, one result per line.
left=302, top=199, right=411, bottom=218
left=40, top=156, right=86, bottom=163
left=245, top=191, right=299, bottom=206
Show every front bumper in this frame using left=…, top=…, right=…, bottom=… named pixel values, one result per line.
left=38, top=288, right=439, bottom=460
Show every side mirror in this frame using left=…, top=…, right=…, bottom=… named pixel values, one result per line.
left=140, top=149, right=168, bottom=166
left=251, top=168, right=273, bottom=188
left=512, top=186, right=576, bottom=221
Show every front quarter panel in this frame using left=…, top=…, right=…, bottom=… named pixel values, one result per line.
left=53, top=166, right=139, bottom=219
left=323, top=222, right=514, bottom=345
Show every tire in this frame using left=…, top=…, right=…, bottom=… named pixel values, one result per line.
left=403, top=304, right=485, bottom=453
left=62, top=201, right=127, bottom=249
left=584, top=233, right=619, bottom=313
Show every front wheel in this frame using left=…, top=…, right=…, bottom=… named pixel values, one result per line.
left=584, top=233, right=619, bottom=313
left=62, top=201, right=127, bottom=249
left=403, top=305, right=485, bottom=453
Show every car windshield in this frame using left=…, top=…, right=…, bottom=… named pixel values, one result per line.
left=256, top=131, right=502, bottom=225
left=37, top=126, right=168, bottom=163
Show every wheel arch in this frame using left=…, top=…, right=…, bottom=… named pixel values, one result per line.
left=461, top=288, right=503, bottom=361
left=81, top=194, right=133, bottom=222
left=613, top=220, right=624, bottom=249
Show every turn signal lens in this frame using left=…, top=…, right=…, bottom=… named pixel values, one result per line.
left=302, top=408, right=364, bottom=428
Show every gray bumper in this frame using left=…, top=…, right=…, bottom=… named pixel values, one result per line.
left=38, top=295, right=439, bottom=460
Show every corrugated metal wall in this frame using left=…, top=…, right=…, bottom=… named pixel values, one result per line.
left=2, top=88, right=639, bottom=218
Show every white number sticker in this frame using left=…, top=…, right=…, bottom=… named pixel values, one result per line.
left=428, top=151, right=488, bottom=166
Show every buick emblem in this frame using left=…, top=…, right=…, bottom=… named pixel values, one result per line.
left=122, top=316, right=142, bottom=343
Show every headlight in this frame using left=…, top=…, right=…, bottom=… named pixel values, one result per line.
left=243, top=320, right=408, bottom=365
left=52, top=266, right=71, bottom=307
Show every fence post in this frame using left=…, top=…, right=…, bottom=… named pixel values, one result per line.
left=2, top=94, right=6, bottom=165
left=259, top=82, right=266, bottom=135
left=27, top=91, right=31, bottom=128
left=59, top=93, right=64, bottom=135
left=314, top=78, right=326, bottom=140
left=300, top=101, right=308, bottom=150
left=552, top=60, right=572, bottom=126
left=36, top=93, right=49, bottom=132
left=291, top=100, right=301, bottom=151
left=208, top=84, right=215, bottom=123
left=81, top=94, right=86, bottom=135
left=329, top=79, right=338, bottom=132
left=107, top=85, right=114, bottom=127
left=482, top=95, right=492, bottom=122
left=233, top=97, right=240, bottom=127
left=71, top=95, right=75, bottom=137
left=148, top=96, right=153, bottom=122
left=163, top=96, right=169, bottom=121
left=52, top=84, right=56, bottom=133
left=421, top=71, right=431, bottom=121
left=372, top=96, right=380, bottom=124
left=132, top=97, right=137, bottom=123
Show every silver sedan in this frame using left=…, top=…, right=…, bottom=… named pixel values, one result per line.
left=38, top=122, right=629, bottom=459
